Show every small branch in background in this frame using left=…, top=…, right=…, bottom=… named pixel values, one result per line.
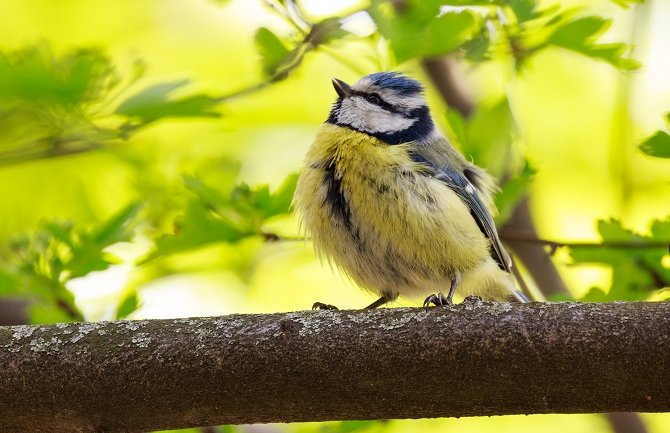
left=0, top=299, right=29, bottom=326
left=422, top=58, right=474, bottom=117
left=607, top=412, right=650, bottom=433
left=262, top=232, right=306, bottom=242
left=500, top=227, right=670, bottom=254
left=0, top=141, right=103, bottom=167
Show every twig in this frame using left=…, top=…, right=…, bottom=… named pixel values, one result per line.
left=262, top=232, right=307, bottom=242
left=501, top=228, right=670, bottom=252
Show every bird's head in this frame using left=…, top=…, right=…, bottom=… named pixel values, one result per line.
left=326, top=72, right=435, bottom=145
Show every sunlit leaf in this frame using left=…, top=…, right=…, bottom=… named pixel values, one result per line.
left=548, top=16, right=608, bottom=46
left=609, top=0, right=643, bottom=8
left=67, top=203, right=141, bottom=278
left=461, top=24, right=491, bottom=61
left=255, top=27, right=291, bottom=76
left=570, top=219, right=670, bottom=301
left=463, top=98, right=516, bottom=175
left=91, top=203, right=142, bottom=245
left=305, top=17, right=349, bottom=46
left=256, top=173, right=299, bottom=217
left=115, top=80, right=219, bottom=125
left=0, top=44, right=116, bottom=105
left=639, top=131, right=670, bottom=158
left=444, top=108, right=468, bottom=149
left=545, top=16, right=639, bottom=70
left=145, top=198, right=251, bottom=262
left=650, top=218, right=670, bottom=240
left=494, top=163, right=536, bottom=222
left=509, top=0, right=538, bottom=23
left=0, top=44, right=123, bottom=162
left=0, top=270, right=20, bottom=295
left=115, top=291, right=140, bottom=319
left=145, top=174, right=298, bottom=262
left=369, top=1, right=481, bottom=62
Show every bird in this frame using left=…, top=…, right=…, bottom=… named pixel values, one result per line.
left=293, top=72, right=529, bottom=309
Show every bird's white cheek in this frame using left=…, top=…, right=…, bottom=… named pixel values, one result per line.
left=337, top=98, right=416, bottom=134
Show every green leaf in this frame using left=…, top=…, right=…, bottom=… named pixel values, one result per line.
left=494, top=163, right=536, bottom=222
left=461, top=24, right=491, bottom=61
left=91, top=203, right=142, bottom=245
left=116, top=291, right=140, bottom=319
left=256, top=173, right=299, bottom=218
left=547, top=16, right=609, bottom=47
left=569, top=219, right=670, bottom=301
left=254, top=27, right=291, bottom=76
left=609, top=0, right=643, bottom=8
left=650, top=218, right=670, bottom=240
left=67, top=203, right=141, bottom=278
left=144, top=174, right=298, bottom=262
left=305, top=17, right=349, bottom=46
left=0, top=270, right=20, bottom=295
left=640, top=131, right=670, bottom=158
left=115, top=80, right=219, bottom=124
left=420, top=11, right=481, bottom=59
left=444, top=108, right=468, bottom=149
left=438, top=0, right=497, bottom=4
left=0, top=44, right=116, bottom=105
left=545, top=16, right=639, bottom=70
left=369, top=1, right=481, bottom=62
left=509, top=0, right=538, bottom=23
left=144, top=198, right=251, bottom=262
left=463, top=98, right=516, bottom=174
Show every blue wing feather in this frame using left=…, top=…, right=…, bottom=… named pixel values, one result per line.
left=410, top=151, right=512, bottom=273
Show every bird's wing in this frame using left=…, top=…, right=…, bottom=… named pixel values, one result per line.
left=410, top=146, right=512, bottom=273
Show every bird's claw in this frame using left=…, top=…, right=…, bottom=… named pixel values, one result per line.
left=423, top=292, right=453, bottom=308
left=463, top=295, right=482, bottom=305
left=312, top=302, right=339, bottom=310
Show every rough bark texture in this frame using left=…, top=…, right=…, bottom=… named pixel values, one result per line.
left=1, top=301, right=669, bottom=433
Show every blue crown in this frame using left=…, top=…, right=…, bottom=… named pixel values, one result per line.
left=365, top=72, right=423, bottom=95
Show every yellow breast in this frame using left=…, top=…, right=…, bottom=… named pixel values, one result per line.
left=293, top=124, right=490, bottom=297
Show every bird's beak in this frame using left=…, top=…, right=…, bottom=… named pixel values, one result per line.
left=331, top=78, right=352, bottom=99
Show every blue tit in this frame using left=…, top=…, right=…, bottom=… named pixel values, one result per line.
left=293, top=72, right=529, bottom=309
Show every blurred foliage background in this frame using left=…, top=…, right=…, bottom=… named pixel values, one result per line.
left=1, top=0, right=669, bottom=432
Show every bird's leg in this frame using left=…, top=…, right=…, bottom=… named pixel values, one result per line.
left=445, top=274, right=458, bottom=303
left=312, top=302, right=339, bottom=310
left=365, top=293, right=398, bottom=309
left=423, top=275, right=460, bottom=308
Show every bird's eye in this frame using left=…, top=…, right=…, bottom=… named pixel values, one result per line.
left=366, top=94, right=382, bottom=105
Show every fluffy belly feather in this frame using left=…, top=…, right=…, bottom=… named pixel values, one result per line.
left=294, top=126, right=490, bottom=298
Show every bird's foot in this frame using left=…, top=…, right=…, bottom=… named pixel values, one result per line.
left=312, top=302, right=339, bottom=310
left=422, top=292, right=453, bottom=308
left=463, top=295, right=482, bottom=305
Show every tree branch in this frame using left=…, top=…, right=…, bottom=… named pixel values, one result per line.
left=1, top=301, right=669, bottom=433
left=501, top=227, right=670, bottom=252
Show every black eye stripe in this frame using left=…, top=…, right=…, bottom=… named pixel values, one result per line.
left=350, top=90, right=410, bottom=116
